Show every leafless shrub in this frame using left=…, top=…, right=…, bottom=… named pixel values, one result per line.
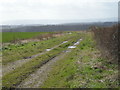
left=91, top=25, right=118, bottom=64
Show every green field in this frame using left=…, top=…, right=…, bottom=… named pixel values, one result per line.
left=2, top=32, right=50, bottom=43
left=1, top=31, right=118, bottom=89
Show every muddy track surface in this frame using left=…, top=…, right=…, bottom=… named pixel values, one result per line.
left=2, top=41, right=68, bottom=76
left=17, top=49, right=72, bottom=88
left=17, top=39, right=82, bottom=88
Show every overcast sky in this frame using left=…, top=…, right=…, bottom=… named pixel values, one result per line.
left=0, top=0, right=119, bottom=24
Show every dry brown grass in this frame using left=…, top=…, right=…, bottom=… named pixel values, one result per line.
left=91, top=25, right=118, bottom=64
left=34, top=32, right=63, bottom=40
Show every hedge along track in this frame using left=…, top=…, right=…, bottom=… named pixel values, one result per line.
left=2, top=34, right=81, bottom=88
left=2, top=33, right=77, bottom=76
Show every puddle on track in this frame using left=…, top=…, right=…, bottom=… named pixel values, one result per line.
left=68, top=39, right=82, bottom=49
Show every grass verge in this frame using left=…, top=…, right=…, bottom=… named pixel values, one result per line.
left=41, top=32, right=118, bottom=88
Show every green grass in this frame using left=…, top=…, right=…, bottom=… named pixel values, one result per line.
left=2, top=34, right=81, bottom=88
left=0, top=32, right=2, bottom=43
left=41, top=32, right=118, bottom=88
left=2, top=32, right=77, bottom=65
left=2, top=32, right=49, bottom=43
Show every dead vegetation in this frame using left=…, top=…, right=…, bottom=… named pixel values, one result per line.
left=13, top=32, right=64, bottom=44
left=91, top=25, right=118, bottom=64
left=34, top=32, right=63, bottom=40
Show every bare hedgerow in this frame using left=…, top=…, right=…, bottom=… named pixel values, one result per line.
left=91, top=25, right=118, bottom=64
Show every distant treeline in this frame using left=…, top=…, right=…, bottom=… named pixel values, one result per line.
left=1, top=22, right=117, bottom=32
